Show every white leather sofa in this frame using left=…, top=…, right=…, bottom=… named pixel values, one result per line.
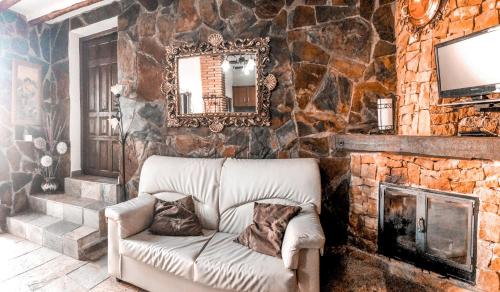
left=105, top=156, right=325, bottom=292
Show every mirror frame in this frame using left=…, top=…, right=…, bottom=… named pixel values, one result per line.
left=399, top=0, right=447, bottom=35
left=163, top=33, right=277, bottom=133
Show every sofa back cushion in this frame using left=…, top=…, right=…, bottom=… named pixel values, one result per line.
left=219, top=158, right=321, bottom=234
left=138, top=156, right=225, bottom=230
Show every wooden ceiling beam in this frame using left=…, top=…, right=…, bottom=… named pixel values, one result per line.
left=29, top=0, right=103, bottom=25
left=0, top=0, right=21, bottom=11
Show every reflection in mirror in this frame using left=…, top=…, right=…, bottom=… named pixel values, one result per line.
left=178, top=53, right=256, bottom=115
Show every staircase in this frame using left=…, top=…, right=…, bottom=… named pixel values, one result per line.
left=6, top=175, right=121, bottom=261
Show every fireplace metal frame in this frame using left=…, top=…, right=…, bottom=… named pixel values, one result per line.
left=378, top=183, right=479, bottom=284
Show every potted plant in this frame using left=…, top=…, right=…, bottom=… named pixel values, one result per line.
left=33, top=103, right=67, bottom=193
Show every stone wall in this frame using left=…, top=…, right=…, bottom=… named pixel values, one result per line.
left=396, top=0, right=500, bottom=136
left=0, top=2, right=124, bottom=220
left=110, top=0, right=397, bottom=247
left=116, top=0, right=395, bottom=222
left=0, top=10, right=53, bottom=217
left=9, top=0, right=397, bottom=247
left=349, top=152, right=500, bottom=291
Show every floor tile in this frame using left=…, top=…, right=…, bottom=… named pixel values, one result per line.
left=0, top=238, right=40, bottom=260
left=0, top=247, right=60, bottom=281
left=89, top=277, right=141, bottom=292
left=0, top=254, right=86, bottom=291
left=67, top=256, right=109, bottom=289
left=35, top=276, right=87, bottom=292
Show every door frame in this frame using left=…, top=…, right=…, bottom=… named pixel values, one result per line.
left=69, top=17, right=118, bottom=176
left=79, top=28, right=118, bottom=177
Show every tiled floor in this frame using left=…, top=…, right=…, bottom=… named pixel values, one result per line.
left=2, top=232, right=468, bottom=292
left=0, top=233, right=140, bottom=292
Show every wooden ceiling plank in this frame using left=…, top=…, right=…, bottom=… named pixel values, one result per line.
left=28, top=0, right=103, bottom=25
left=0, top=0, right=22, bottom=11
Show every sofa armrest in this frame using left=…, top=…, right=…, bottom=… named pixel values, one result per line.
left=281, top=205, right=325, bottom=269
left=105, top=194, right=156, bottom=239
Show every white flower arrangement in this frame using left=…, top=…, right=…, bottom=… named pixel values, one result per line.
left=33, top=137, right=47, bottom=150
left=40, top=155, right=53, bottom=167
left=56, top=141, right=68, bottom=155
left=34, top=103, right=68, bottom=191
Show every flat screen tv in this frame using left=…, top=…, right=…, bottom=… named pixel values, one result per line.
left=435, top=25, right=500, bottom=98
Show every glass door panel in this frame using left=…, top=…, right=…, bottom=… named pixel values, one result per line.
left=425, top=195, right=471, bottom=266
left=382, top=188, right=417, bottom=253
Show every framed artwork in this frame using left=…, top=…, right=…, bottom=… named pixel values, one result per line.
left=11, top=59, right=42, bottom=125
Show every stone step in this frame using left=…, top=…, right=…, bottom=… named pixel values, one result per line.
left=64, top=175, right=122, bottom=204
left=6, top=211, right=105, bottom=260
left=29, top=193, right=109, bottom=233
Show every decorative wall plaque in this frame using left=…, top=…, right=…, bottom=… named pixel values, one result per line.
left=163, top=33, right=277, bottom=133
left=400, top=0, right=448, bottom=35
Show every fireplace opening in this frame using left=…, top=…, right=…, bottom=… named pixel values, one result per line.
left=378, top=183, right=479, bottom=284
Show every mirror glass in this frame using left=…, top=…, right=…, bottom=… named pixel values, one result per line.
left=178, top=53, right=257, bottom=115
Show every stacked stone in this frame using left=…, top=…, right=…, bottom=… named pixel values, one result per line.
left=0, top=10, right=54, bottom=223
left=0, top=3, right=126, bottom=224
left=113, top=0, right=397, bottom=229
left=350, top=152, right=500, bottom=291
left=396, top=0, right=500, bottom=136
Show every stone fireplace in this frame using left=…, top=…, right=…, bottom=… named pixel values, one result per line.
left=379, top=183, right=478, bottom=283
left=349, top=152, right=500, bottom=291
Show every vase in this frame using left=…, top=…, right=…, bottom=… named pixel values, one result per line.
left=41, top=177, right=58, bottom=193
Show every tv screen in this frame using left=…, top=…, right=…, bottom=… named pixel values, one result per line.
left=435, top=25, right=500, bottom=98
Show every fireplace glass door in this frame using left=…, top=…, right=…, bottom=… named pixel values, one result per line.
left=380, top=188, right=417, bottom=258
left=379, top=184, right=477, bottom=283
left=425, top=194, right=473, bottom=269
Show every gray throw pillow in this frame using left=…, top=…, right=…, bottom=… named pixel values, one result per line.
left=235, top=202, right=301, bottom=257
left=149, top=196, right=203, bottom=236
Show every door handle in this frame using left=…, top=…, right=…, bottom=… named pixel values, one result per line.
left=417, top=217, right=426, bottom=233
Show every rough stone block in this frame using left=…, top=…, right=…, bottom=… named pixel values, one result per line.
left=64, top=178, right=82, bottom=197
left=44, top=221, right=79, bottom=253
left=83, top=203, right=107, bottom=232
left=101, top=184, right=119, bottom=204
left=479, top=212, right=500, bottom=243
left=361, top=164, right=377, bottom=180
left=81, top=181, right=101, bottom=201
left=63, top=226, right=99, bottom=259
left=46, top=200, right=63, bottom=218
left=28, top=196, right=46, bottom=213
left=459, top=168, right=485, bottom=182
left=63, top=204, right=83, bottom=225
left=26, top=215, right=60, bottom=245
left=6, top=217, right=26, bottom=238
left=458, top=160, right=482, bottom=169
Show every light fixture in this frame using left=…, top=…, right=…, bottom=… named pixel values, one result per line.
left=377, top=94, right=395, bottom=133
left=221, top=59, right=230, bottom=72
left=110, top=84, right=125, bottom=97
left=246, top=58, right=255, bottom=70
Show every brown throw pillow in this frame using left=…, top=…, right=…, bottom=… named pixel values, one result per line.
left=235, top=202, right=301, bottom=257
left=149, top=196, right=203, bottom=236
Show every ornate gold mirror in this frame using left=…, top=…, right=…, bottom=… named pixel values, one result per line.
left=400, top=0, right=447, bottom=34
left=408, top=0, right=440, bottom=26
left=163, top=34, right=277, bottom=133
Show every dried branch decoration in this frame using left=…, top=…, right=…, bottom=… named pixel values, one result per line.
left=163, top=33, right=277, bottom=133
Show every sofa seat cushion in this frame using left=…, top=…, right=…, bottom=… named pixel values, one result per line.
left=120, top=229, right=216, bottom=281
left=194, top=232, right=297, bottom=292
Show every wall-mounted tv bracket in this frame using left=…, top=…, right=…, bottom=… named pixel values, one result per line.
left=437, top=96, right=500, bottom=112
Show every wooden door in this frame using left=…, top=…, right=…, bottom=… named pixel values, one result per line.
left=81, top=32, right=119, bottom=177
left=232, top=86, right=248, bottom=107
left=232, top=86, right=256, bottom=107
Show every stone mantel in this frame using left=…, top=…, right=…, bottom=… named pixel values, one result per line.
left=331, top=134, right=500, bottom=161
